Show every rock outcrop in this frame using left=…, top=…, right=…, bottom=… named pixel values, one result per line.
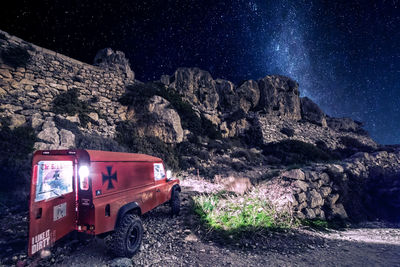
left=257, top=75, right=301, bottom=120
left=94, top=48, right=135, bottom=82
left=134, top=96, right=184, bottom=144
left=167, top=68, right=220, bottom=120
left=300, top=97, right=327, bottom=127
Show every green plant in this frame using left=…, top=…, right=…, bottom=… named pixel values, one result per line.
left=51, top=88, right=96, bottom=127
left=193, top=191, right=298, bottom=238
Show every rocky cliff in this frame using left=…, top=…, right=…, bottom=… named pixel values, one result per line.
left=0, top=30, right=398, bottom=222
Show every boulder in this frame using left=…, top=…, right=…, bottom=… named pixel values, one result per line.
left=282, top=169, right=305, bottom=180
left=9, top=114, right=26, bottom=129
left=236, top=80, right=260, bottom=112
left=37, top=124, right=59, bottom=145
left=137, top=96, right=183, bottom=144
left=304, top=208, right=316, bottom=219
left=160, top=74, right=170, bottom=86
left=94, top=48, right=134, bottom=82
left=330, top=203, right=348, bottom=219
left=88, top=112, right=99, bottom=122
left=30, top=113, right=44, bottom=129
left=59, top=129, right=75, bottom=148
left=220, top=118, right=251, bottom=138
left=257, top=75, right=301, bottom=120
left=309, top=189, right=324, bottom=208
left=215, top=78, right=237, bottom=112
left=300, top=97, right=327, bottom=127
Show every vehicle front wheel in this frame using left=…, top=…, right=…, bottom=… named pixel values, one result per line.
left=170, top=189, right=180, bottom=216
left=106, top=213, right=143, bottom=257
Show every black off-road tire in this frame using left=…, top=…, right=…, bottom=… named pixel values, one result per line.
left=106, top=214, right=143, bottom=257
left=170, top=189, right=180, bottom=216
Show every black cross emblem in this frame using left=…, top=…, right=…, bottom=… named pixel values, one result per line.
left=102, top=166, right=117, bottom=190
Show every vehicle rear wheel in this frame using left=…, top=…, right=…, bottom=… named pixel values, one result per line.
left=170, top=189, right=180, bottom=216
left=106, top=213, right=143, bottom=257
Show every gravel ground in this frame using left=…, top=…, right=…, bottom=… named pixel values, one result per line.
left=1, top=178, right=400, bottom=267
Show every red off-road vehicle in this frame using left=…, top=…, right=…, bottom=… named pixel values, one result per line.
left=28, top=149, right=180, bottom=257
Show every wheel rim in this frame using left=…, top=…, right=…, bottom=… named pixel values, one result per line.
left=127, top=225, right=139, bottom=249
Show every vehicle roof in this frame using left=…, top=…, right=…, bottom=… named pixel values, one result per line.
left=33, top=149, right=162, bottom=162
left=86, top=150, right=162, bottom=162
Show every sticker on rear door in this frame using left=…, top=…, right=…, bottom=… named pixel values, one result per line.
left=53, top=202, right=67, bottom=221
left=31, top=229, right=50, bottom=254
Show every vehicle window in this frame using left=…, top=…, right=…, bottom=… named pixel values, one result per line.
left=153, top=163, right=165, bottom=181
left=35, top=161, right=73, bottom=202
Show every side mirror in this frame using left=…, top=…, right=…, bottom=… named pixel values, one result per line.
left=166, top=170, right=172, bottom=180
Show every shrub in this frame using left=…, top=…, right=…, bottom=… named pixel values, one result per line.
left=339, top=136, right=374, bottom=152
left=51, top=88, right=95, bottom=127
left=1, top=45, right=32, bottom=68
left=262, top=139, right=336, bottom=165
left=0, top=119, right=36, bottom=194
left=193, top=191, right=297, bottom=238
left=226, top=109, right=246, bottom=124
left=231, top=149, right=251, bottom=160
left=334, top=136, right=375, bottom=158
left=280, top=127, right=295, bottom=137
left=231, top=161, right=250, bottom=171
left=0, top=118, right=36, bottom=159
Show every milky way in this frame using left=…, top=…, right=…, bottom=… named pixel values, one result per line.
left=0, top=0, right=399, bottom=144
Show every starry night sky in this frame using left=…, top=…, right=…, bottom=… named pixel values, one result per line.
left=0, top=0, right=399, bottom=144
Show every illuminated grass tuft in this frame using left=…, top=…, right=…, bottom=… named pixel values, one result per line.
left=193, top=190, right=298, bottom=236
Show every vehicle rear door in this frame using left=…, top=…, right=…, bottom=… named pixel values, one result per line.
left=28, top=156, right=77, bottom=256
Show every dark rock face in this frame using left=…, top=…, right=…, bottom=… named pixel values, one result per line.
left=300, top=97, right=327, bottom=127
left=257, top=75, right=301, bottom=120
left=94, top=48, right=134, bottom=82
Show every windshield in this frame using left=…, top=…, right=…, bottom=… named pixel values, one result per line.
left=35, top=161, right=74, bottom=202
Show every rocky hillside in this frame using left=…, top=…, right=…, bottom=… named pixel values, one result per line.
left=0, top=30, right=399, bottom=222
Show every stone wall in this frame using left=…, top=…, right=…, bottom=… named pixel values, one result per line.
left=261, top=151, right=400, bottom=222
left=0, top=30, right=133, bottom=149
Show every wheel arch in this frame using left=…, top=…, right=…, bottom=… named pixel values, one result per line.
left=172, top=184, right=181, bottom=193
left=115, top=202, right=141, bottom=229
